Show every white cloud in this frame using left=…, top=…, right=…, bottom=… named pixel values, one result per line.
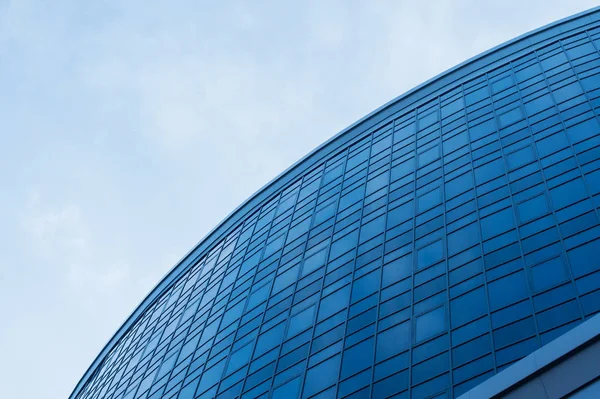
left=21, top=190, right=131, bottom=295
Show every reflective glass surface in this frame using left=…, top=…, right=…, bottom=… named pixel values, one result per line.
left=73, top=9, right=600, bottom=399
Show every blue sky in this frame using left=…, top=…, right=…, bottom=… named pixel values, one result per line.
left=1, top=1, right=598, bottom=398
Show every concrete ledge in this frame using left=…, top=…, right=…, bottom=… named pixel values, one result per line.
left=458, top=314, right=600, bottom=399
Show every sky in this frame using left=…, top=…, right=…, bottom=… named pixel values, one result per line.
left=0, top=1, right=598, bottom=398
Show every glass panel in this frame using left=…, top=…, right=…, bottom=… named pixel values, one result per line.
left=415, top=306, right=446, bottom=342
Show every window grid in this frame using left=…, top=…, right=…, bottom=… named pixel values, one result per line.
left=450, top=81, right=498, bottom=397
left=510, top=49, right=587, bottom=332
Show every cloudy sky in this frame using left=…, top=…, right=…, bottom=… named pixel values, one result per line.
left=1, top=1, right=598, bottom=398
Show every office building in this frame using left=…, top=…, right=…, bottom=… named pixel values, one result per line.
left=71, top=7, right=600, bottom=399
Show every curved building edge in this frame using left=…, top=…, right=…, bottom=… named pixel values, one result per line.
left=70, top=6, right=600, bottom=398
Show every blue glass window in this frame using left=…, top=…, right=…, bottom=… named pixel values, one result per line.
left=469, top=118, right=497, bottom=142
left=359, top=215, right=386, bottom=243
left=585, top=169, right=600, bottom=195
left=287, top=305, right=315, bottom=338
left=452, top=333, right=492, bottom=367
left=226, top=343, right=253, bottom=375
left=197, top=358, right=227, bottom=394
left=530, top=256, right=568, bottom=292
left=255, top=322, right=286, bottom=357
left=417, top=240, right=444, bottom=270
left=376, top=320, right=410, bottom=362
left=302, top=355, right=340, bottom=398
left=351, top=270, right=380, bottom=303
left=550, top=177, right=588, bottom=209
left=553, top=81, right=583, bottom=103
left=302, top=247, right=328, bottom=276
left=272, top=377, right=302, bottom=399
left=318, top=286, right=350, bottom=321
left=412, top=372, right=450, bottom=399
left=474, top=158, right=504, bottom=185
left=445, top=172, right=474, bottom=199
left=492, top=75, right=513, bottom=93
left=465, top=86, right=488, bottom=106
left=451, top=287, right=487, bottom=328
left=442, top=97, right=464, bottom=118
left=488, top=271, right=529, bottom=311
left=481, top=208, right=515, bottom=240
left=338, top=369, right=371, bottom=397
left=382, top=253, right=412, bottom=287
left=415, top=306, right=446, bottom=342
left=568, top=238, right=600, bottom=278
left=329, top=229, right=359, bottom=260
left=506, top=146, right=535, bottom=170
left=387, top=200, right=414, bottom=228
left=366, top=172, right=389, bottom=196
left=341, top=338, right=374, bottom=378
left=536, top=131, right=570, bottom=158
left=566, top=117, right=600, bottom=144
left=517, top=194, right=549, bottom=224
left=444, top=130, right=469, bottom=154
left=524, top=93, right=554, bottom=115
left=372, top=370, right=408, bottom=398
left=178, top=380, right=199, bottom=399
left=448, top=222, right=479, bottom=256
left=498, top=107, right=524, bottom=128
left=418, top=187, right=442, bottom=213
left=419, top=145, right=440, bottom=167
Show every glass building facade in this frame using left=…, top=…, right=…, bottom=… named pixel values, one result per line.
left=72, top=8, right=600, bottom=399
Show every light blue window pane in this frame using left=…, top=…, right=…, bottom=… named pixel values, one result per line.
left=419, top=145, right=440, bottom=167
left=287, top=305, right=315, bottom=338
left=302, top=355, right=340, bottom=398
left=415, top=306, right=446, bottom=342
left=417, top=240, right=444, bottom=270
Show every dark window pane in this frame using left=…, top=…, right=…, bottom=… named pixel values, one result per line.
left=568, top=238, right=600, bottom=278
left=448, top=222, right=479, bottom=256
left=481, top=208, right=515, bottom=240
left=341, top=338, right=374, bottom=378
left=488, top=271, right=528, bottom=311
left=376, top=321, right=410, bottom=362
left=530, top=256, right=568, bottom=292
left=450, top=287, right=487, bottom=328
left=549, top=178, right=588, bottom=209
